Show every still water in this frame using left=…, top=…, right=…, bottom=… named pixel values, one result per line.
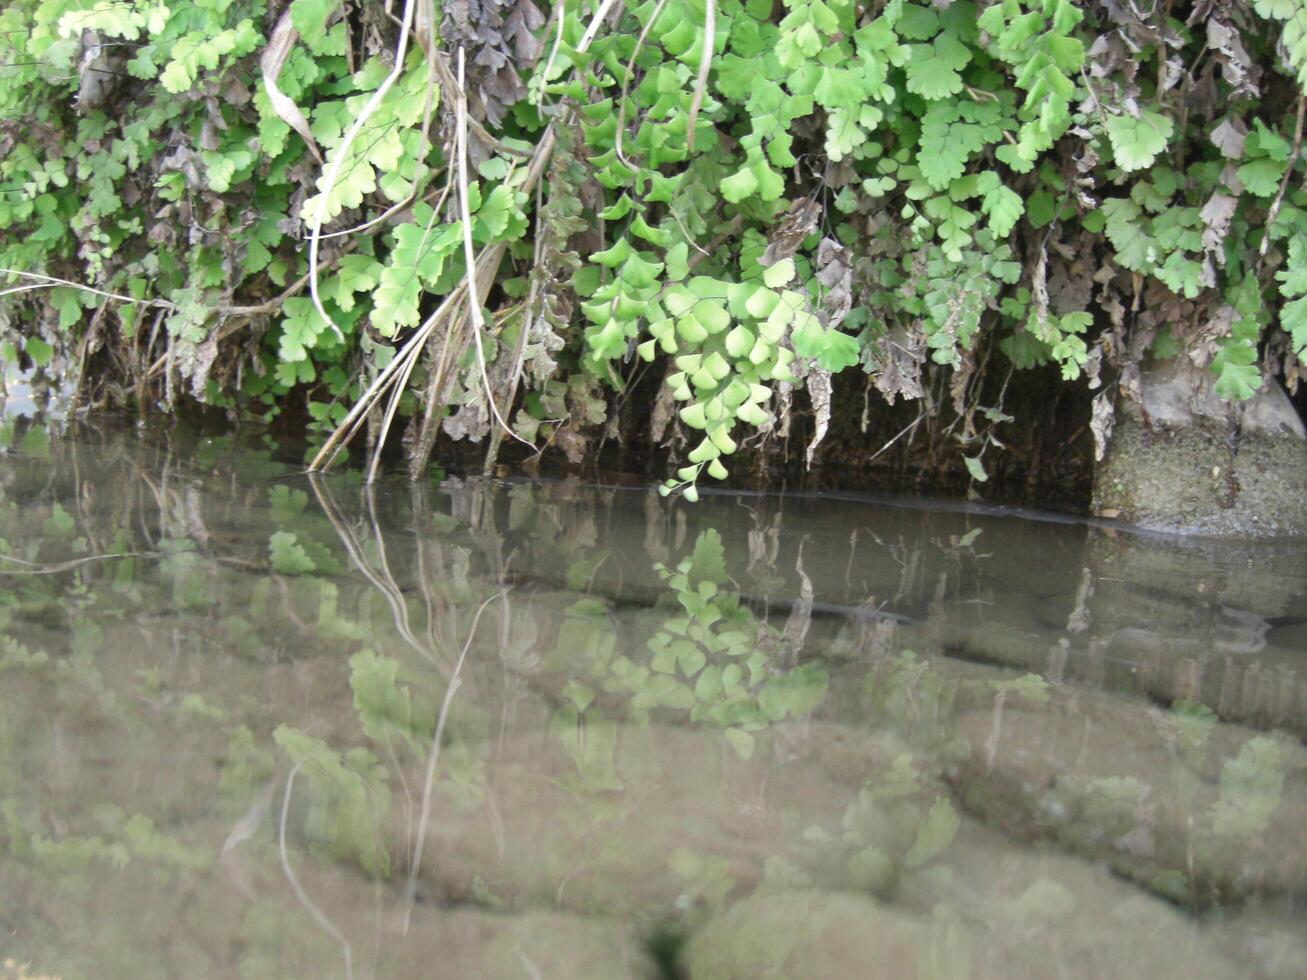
left=1, top=421, right=1305, bottom=979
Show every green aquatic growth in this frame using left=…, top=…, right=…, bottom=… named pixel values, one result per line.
left=4, top=1, right=1307, bottom=488
left=989, top=671, right=1051, bottom=702
left=551, top=528, right=830, bottom=757
left=1207, top=735, right=1293, bottom=840
left=268, top=530, right=317, bottom=575
left=0, top=637, right=49, bottom=671
left=3, top=796, right=210, bottom=875
left=218, top=726, right=276, bottom=816
left=811, top=772, right=962, bottom=894
left=1046, top=774, right=1151, bottom=852
left=668, top=846, right=738, bottom=907
left=790, top=650, right=973, bottom=895
left=987, top=695, right=1304, bottom=909
left=8, top=431, right=1307, bottom=979
left=862, top=651, right=968, bottom=758
left=1131, top=731, right=1297, bottom=903
left=350, top=648, right=423, bottom=750
left=273, top=725, right=392, bottom=877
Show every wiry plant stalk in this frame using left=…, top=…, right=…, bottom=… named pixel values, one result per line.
left=309, top=0, right=617, bottom=476
left=614, top=0, right=672, bottom=169
left=685, top=0, right=714, bottom=153
left=454, top=45, right=533, bottom=451
left=306, top=0, right=421, bottom=343
left=405, top=257, right=496, bottom=480
left=311, top=284, right=471, bottom=472
left=0, top=268, right=175, bottom=310
left=483, top=179, right=547, bottom=476
left=402, top=588, right=506, bottom=933
left=535, top=0, right=568, bottom=106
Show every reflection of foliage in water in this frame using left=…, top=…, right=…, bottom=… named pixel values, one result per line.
left=981, top=688, right=1302, bottom=907
left=552, top=528, right=829, bottom=760
left=1, top=425, right=1305, bottom=977
left=797, top=650, right=968, bottom=897
left=0, top=430, right=353, bottom=974
left=1210, top=736, right=1291, bottom=840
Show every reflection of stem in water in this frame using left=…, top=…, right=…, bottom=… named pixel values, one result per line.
left=403, top=590, right=506, bottom=933
left=515, top=948, right=545, bottom=980
left=1066, top=566, right=1094, bottom=634
left=217, top=779, right=278, bottom=904
left=272, top=574, right=311, bottom=633
left=985, top=690, right=1005, bottom=772
left=381, top=730, right=417, bottom=873
left=777, top=543, right=813, bottom=669
left=0, top=551, right=155, bottom=575
left=221, top=779, right=277, bottom=857
left=279, top=760, right=355, bottom=980
left=365, top=487, right=406, bottom=623
left=307, top=474, right=449, bottom=674
left=410, top=483, right=446, bottom=655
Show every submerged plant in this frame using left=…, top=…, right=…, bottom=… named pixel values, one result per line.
left=547, top=528, right=830, bottom=757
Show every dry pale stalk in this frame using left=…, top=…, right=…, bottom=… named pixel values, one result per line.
left=306, top=0, right=421, bottom=342
left=308, top=0, right=621, bottom=474
left=685, top=0, right=715, bottom=153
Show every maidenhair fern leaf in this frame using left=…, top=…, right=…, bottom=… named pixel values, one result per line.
left=331, top=255, right=382, bottom=312
left=1252, top=0, right=1307, bottom=85
left=918, top=110, right=988, bottom=190
left=904, top=35, right=970, bottom=99
left=1101, top=199, right=1156, bottom=271
left=1281, top=295, right=1307, bottom=360
left=290, top=0, right=344, bottom=55
left=278, top=297, right=332, bottom=362
left=1278, top=236, right=1307, bottom=361
left=1105, top=110, right=1174, bottom=172
left=1212, top=340, right=1263, bottom=400
left=370, top=217, right=462, bottom=336
left=980, top=179, right=1024, bottom=237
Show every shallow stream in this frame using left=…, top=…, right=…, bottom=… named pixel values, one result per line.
left=1, top=421, right=1305, bottom=979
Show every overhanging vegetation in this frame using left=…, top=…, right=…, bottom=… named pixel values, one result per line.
left=3, top=0, right=1307, bottom=492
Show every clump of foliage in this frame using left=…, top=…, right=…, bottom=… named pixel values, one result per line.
left=3, top=0, right=1307, bottom=489
left=550, top=528, right=830, bottom=756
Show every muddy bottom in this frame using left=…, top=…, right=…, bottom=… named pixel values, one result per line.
left=0, top=423, right=1304, bottom=978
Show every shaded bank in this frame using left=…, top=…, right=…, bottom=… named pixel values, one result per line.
left=1094, top=359, right=1307, bottom=536
left=6, top=0, right=1307, bottom=524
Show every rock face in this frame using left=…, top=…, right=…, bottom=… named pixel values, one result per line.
left=388, top=723, right=868, bottom=916
left=1, top=848, right=659, bottom=980
left=947, top=685, right=1307, bottom=903
left=680, top=878, right=1247, bottom=980
left=680, top=890, right=942, bottom=980
left=1093, top=359, right=1307, bottom=536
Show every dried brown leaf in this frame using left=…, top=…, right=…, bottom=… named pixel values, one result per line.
left=1199, top=192, right=1238, bottom=261
left=1084, top=344, right=1104, bottom=390
left=805, top=368, right=832, bottom=469
left=870, top=325, right=926, bottom=404
left=1210, top=116, right=1248, bottom=159
left=259, top=12, right=324, bottom=164
left=815, top=237, right=852, bottom=329
left=1205, top=17, right=1259, bottom=97
left=761, top=199, right=821, bottom=267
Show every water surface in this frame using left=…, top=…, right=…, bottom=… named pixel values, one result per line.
left=1, top=421, right=1305, bottom=978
